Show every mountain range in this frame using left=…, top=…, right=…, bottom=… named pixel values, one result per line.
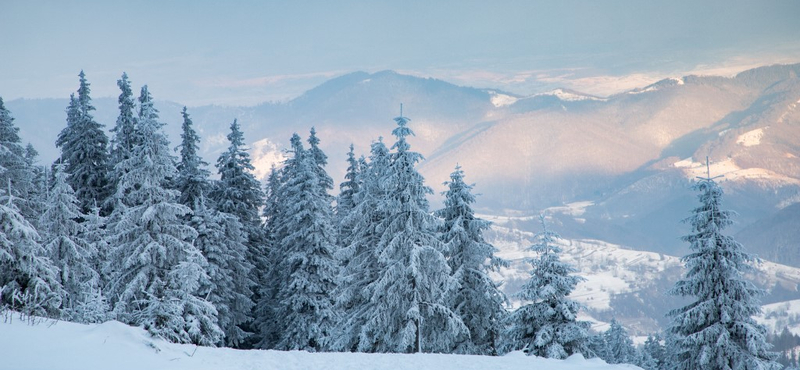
left=8, top=64, right=800, bottom=263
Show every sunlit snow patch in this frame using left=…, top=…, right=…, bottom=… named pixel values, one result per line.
left=736, top=128, right=765, bottom=147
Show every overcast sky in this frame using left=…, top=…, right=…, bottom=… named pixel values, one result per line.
left=2, top=0, right=800, bottom=106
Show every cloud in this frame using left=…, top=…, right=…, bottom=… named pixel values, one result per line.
left=200, top=71, right=344, bottom=89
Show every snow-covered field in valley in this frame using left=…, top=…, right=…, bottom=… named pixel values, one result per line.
left=0, top=313, right=641, bottom=370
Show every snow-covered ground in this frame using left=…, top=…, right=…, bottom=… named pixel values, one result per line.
left=0, top=313, right=639, bottom=370
left=487, top=225, right=800, bottom=334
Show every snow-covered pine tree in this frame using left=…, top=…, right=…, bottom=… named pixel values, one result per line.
left=506, top=214, right=590, bottom=359
left=106, top=73, right=139, bottom=214
left=603, top=319, right=636, bottom=364
left=38, top=162, right=106, bottom=323
left=106, top=86, right=221, bottom=345
left=191, top=197, right=254, bottom=347
left=0, top=97, right=39, bottom=222
left=355, top=111, right=467, bottom=353
left=0, top=188, right=64, bottom=320
left=335, top=144, right=360, bottom=246
left=436, top=165, right=508, bottom=355
left=55, top=71, right=110, bottom=214
left=211, top=119, right=266, bottom=294
left=667, top=163, right=779, bottom=370
left=638, top=333, right=667, bottom=370
left=269, top=133, right=338, bottom=351
left=176, top=108, right=254, bottom=347
left=253, top=165, right=285, bottom=349
left=175, top=107, right=211, bottom=208
left=331, top=138, right=392, bottom=352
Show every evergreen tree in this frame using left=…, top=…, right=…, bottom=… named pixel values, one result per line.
left=106, top=86, right=221, bottom=345
left=191, top=198, right=254, bottom=347
left=175, top=107, right=210, bottom=208
left=667, top=164, right=779, bottom=370
left=254, top=165, right=285, bottom=349
left=331, top=138, right=392, bottom=352
left=0, top=191, right=64, bottom=319
left=506, top=214, right=590, bottom=359
left=269, top=133, right=338, bottom=351
left=56, top=71, right=110, bottom=214
left=603, top=319, right=636, bottom=364
left=107, top=73, right=138, bottom=213
left=211, top=119, right=265, bottom=289
left=0, top=97, right=38, bottom=220
left=335, top=144, right=360, bottom=245
left=38, top=162, right=106, bottom=322
left=639, top=333, right=667, bottom=370
left=436, top=165, right=508, bottom=355
left=354, top=112, right=466, bottom=353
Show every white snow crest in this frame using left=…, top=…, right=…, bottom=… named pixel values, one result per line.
left=489, top=91, right=519, bottom=107
left=736, top=128, right=765, bottom=147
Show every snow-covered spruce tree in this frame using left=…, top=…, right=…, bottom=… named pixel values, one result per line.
left=355, top=112, right=467, bottom=353
left=269, top=133, right=338, bottom=351
left=0, top=97, right=39, bottom=222
left=177, top=109, right=254, bottom=347
left=331, top=138, right=392, bottom=352
left=506, top=214, right=590, bottom=359
left=55, top=71, right=110, bottom=214
left=253, top=165, right=284, bottom=349
left=105, top=86, right=222, bottom=345
left=0, top=188, right=64, bottom=320
left=335, top=144, right=360, bottom=246
left=436, top=165, right=508, bottom=355
left=638, top=333, right=667, bottom=370
left=38, top=162, right=106, bottom=323
left=667, top=167, right=779, bottom=370
left=175, top=107, right=211, bottom=208
left=603, top=319, right=636, bottom=364
left=106, top=73, right=139, bottom=214
left=191, top=197, right=254, bottom=347
left=211, top=120, right=266, bottom=292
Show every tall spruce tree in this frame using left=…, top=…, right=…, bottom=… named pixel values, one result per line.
left=335, top=144, right=360, bottom=245
left=506, top=214, right=590, bottom=359
left=270, top=133, right=338, bottom=351
left=354, top=112, right=466, bottom=353
left=56, top=71, right=110, bottom=214
left=211, top=120, right=266, bottom=286
left=331, top=138, right=392, bottom=352
left=436, top=165, right=508, bottom=355
left=176, top=107, right=254, bottom=347
left=106, top=86, right=221, bottom=345
left=254, top=165, right=285, bottom=349
left=190, top=197, right=253, bottom=347
left=0, top=97, right=39, bottom=221
left=667, top=163, right=779, bottom=370
left=0, top=189, right=64, bottom=320
left=38, top=162, right=106, bottom=322
left=175, top=107, right=210, bottom=208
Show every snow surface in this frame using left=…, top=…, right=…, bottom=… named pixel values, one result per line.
left=757, top=299, right=800, bottom=336
left=736, top=128, right=765, bottom=147
left=489, top=91, right=519, bottom=107
left=672, top=157, right=800, bottom=186
left=0, top=313, right=640, bottom=370
left=487, top=225, right=800, bottom=333
left=535, top=89, right=606, bottom=102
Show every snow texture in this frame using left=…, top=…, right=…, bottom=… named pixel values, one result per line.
left=0, top=313, right=641, bottom=370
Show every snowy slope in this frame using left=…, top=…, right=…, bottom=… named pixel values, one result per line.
left=0, top=313, right=639, bottom=370
left=485, top=224, right=800, bottom=334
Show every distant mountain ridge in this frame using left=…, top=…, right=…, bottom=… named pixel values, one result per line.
left=8, top=64, right=800, bottom=267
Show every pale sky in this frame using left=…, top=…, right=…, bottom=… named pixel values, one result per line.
left=2, top=0, right=799, bottom=106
